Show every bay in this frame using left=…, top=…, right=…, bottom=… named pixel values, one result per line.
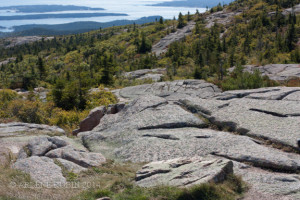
left=0, top=0, right=206, bottom=32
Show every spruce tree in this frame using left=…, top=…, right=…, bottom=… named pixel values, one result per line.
left=159, top=17, right=164, bottom=24
left=187, top=11, right=191, bottom=21
left=37, top=57, right=46, bottom=79
left=177, top=12, right=185, bottom=28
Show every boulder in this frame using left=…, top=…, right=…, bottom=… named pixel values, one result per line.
left=27, top=136, right=53, bottom=156
left=13, top=156, right=66, bottom=185
left=73, top=106, right=107, bottom=135
left=136, top=157, right=233, bottom=187
left=27, top=136, right=69, bottom=156
left=56, top=158, right=87, bottom=173
left=73, top=103, right=126, bottom=135
left=45, top=146, right=106, bottom=168
left=47, top=136, right=69, bottom=148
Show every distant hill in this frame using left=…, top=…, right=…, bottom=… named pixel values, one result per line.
left=151, top=0, right=233, bottom=8
left=0, top=13, right=127, bottom=21
left=0, top=5, right=104, bottom=13
left=0, top=16, right=161, bottom=37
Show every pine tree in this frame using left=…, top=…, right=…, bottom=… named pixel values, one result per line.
left=187, top=11, right=191, bottom=21
left=159, top=17, right=164, bottom=24
left=286, top=21, right=296, bottom=51
left=195, top=22, right=201, bottom=34
left=138, top=32, right=151, bottom=53
left=37, top=57, right=46, bottom=79
left=101, top=54, right=115, bottom=85
left=177, top=12, right=185, bottom=28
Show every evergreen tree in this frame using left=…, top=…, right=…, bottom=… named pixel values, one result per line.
left=286, top=21, right=296, bottom=51
left=159, top=17, right=164, bottom=24
left=187, top=11, right=191, bottom=21
left=37, top=57, right=46, bottom=79
left=101, top=54, right=115, bottom=85
left=195, top=22, right=201, bottom=34
left=177, top=12, right=185, bottom=28
left=137, top=32, right=152, bottom=53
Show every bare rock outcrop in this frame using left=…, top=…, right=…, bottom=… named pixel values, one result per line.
left=13, top=156, right=66, bottom=185
left=80, top=80, right=300, bottom=199
left=205, top=10, right=242, bottom=29
left=45, top=145, right=106, bottom=168
left=112, top=79, right=221, bottom=102
left=11, top=135, right=106, bottom=185
left=229, top=64, right=300, bottom=82
left=152, top=21, right=195, bottom=56
left=73, top=106, right=107, bottom=135
left=123, top=68, right=166, bottom=82
left=0, top=122, right=65, bottom=137
left=136, top=157, right=233, bottom=187
left=180, top=87, right=300, bottom=149
left=282, top=4, right=300, bottom=15
left=73, top=103, right=125, bottom=135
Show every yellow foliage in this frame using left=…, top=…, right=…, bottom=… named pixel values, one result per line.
left=86, top=88, right=118, bottom=109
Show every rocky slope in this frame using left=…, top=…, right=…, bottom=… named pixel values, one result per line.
left=1, top=80, right=300, bottom=199
left=152, top=21, right=195, bottom=56
left=229, top=64, right=300, bottom=82
left=79, top=80, right=300, bottom=199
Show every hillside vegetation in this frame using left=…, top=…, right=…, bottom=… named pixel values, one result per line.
left=0, top=1, right=299, bottom=200
left=0, top=0, right=299, bottom=129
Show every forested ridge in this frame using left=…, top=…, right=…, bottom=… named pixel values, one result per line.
left=0, top=0, right=299, bottom=130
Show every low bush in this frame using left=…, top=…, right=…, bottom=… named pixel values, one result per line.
left=86, top=87, right=118, bottom=109
left=220, top=66, right=278, bottom=91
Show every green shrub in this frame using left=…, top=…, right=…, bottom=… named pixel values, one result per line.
left=7, top=100, right=46, bottom=124
left=220, top=66, right=278, bottom=91
left=86, top=87, right=118, bottom=109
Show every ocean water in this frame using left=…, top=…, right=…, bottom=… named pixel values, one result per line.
left=0, top=0, right=205, bottom=32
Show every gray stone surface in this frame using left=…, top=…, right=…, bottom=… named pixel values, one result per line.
left=179, top=87, right=300, bottom=149
left=205, top=10, right=242, bottom=29
left=152, top=21, right=195, bottom=56
left=136, top=157, right=233, bottom=187
left=2, top=36, right=54, bottom=48
left=81, top=81, right=300, bottom=199
left=282, top=4, right=300, bottom=15
left=26, top=136, right=69, bottom=156
left=27, top=136, right=53, bottom=156
left=138, top=73, right=164, bottom=82
left=73, top=106, right=107, bottom=135
left=0, top=123, right=65, bottom=137
left=45, top=146, right=106, bottom=168
left=124, top=68, right=166, bottom=82
left=113, top=79, right=221, bottom=101
left=81, top=95, right=300, bottom=173
left=234, top=162, right=300, bottom=200
left=47, top=136, right=69, bottom=148
left=229, top=64, right=300, bottom=81
left=56, top=158, right=87, bottom=173
left=13, top=156, right=66, bottom=185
